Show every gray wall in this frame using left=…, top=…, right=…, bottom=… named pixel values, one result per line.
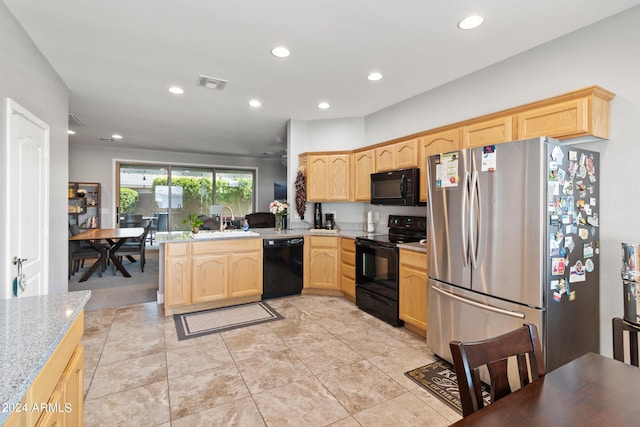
left=69, top=144, right=286, bottom=227
left=0, top=3, right=69, bottom=296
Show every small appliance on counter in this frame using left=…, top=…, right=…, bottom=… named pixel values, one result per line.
left=622, top=242, right=640, bottom=325
left=313, top=202, right=323, bottom=229
left=324, top=213, right=336, bottom=230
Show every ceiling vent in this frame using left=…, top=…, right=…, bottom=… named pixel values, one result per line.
left=197, top=75, right=228, bottom=90
left=68, top=113, right=85, bottom=127
left=98, top=137, right=115, bottom=142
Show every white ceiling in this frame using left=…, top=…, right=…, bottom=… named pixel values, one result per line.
left=5, top=0, right=640, bottom=158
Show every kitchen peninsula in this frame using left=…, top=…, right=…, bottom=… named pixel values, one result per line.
left=0, top=290, right=90, bottom=426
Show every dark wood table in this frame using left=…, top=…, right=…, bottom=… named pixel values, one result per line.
left=452, top=352, right=640, bottom=426
left=69, top=228, right=144, bottom=282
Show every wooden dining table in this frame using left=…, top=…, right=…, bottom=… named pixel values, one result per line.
left=451, top=352, right=640, bottom=426
left=69, top=227, right=144, bottom=282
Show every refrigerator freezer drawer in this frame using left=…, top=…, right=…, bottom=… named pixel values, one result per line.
left=427, top=279, right=545, bottom=365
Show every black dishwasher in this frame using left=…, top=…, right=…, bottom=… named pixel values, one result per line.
left=262, top=238, right=304, bottom=299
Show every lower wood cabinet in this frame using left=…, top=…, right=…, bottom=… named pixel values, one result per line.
left=399, top=249, right=428, bottom=336
left=340, top=237, right=356, bottom=301
left=164, top=239, right=263, bottom=315
left=304, top=236, right=340, bottom=291
left=6, top=313, right=84, bottom=427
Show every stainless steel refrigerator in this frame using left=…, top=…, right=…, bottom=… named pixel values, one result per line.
left=426, top=136, right=599, bottom=371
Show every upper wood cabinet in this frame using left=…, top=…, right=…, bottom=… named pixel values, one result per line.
left=516, top=88, right=613, bottom=140
left=353, top=148, right=375, bottom=201
left=462, top=115, right=514, bottom=148
left=306, top=153, right=351, bottom=201
left=419, top=128, right=461, bottom=202
left=375, top=138, right=419, bottom=172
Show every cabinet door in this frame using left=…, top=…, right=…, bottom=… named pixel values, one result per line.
left=307, top=155, right=329, bottom=201
left=309, top=247, right=339, bottom=289
left=375, top=145, right=395, bottom=172
left=63, top=345, right=84, bottom=427
left=165, top=254, right=191, bottom=307
left=419, top=128, right=461, bottom=202
left=329, top=154, right=350, bottom=201
left=192, top=254, right=228, bottom=303
left=462, top=115, right=513, bottom=148
left=395, top=138, right=419, bottom=169
left=340, top=237, right=356, bottom=299
left=399, top=249, right=428, bottom=334
left=229, top=250, right=263, bottom=298
left=517, top=97, right=589, bottom=139
left=353, top=149, right=375, bottom=201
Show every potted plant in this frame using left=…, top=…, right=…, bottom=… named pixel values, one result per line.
left=183, top=213, right=204, bottom=234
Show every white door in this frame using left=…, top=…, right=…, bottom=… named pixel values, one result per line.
left=5, top=99, right=50, bottom=298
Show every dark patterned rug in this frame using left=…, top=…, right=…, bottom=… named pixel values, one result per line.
left=174, top=301, right=283, bottom=340
left=405, top=358, right=490, bottom=414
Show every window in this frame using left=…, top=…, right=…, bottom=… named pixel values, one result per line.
left=117, top=163, right=256, bottom=232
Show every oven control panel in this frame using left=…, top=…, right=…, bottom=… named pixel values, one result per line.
left=388, top=215, right=426, bottom=232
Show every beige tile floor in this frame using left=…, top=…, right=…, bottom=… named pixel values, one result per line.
left=82, top=294, right=462, bottom=426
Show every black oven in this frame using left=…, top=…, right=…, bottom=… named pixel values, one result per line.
left=355, top=214, right=427, bottom=327
left=355, top=240, right=401, bottom=326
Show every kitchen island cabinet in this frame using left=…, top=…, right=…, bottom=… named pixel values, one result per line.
left=163, top=238, right=263, bottom=315
left=1, top=291, right=90, bottom=427
left=399, top=248, right=428, bottom=337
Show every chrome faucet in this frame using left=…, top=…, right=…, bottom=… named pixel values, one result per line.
left=220, top=206, right=235, bottom=231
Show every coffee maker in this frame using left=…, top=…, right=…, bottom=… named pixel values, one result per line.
left=324, top=213, right=336, bottom=230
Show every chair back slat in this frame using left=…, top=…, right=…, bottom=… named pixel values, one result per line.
left=450, top=324, right=545, bottom=417
left=613, top=317, right=640, bottom=367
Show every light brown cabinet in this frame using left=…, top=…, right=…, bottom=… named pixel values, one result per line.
left=352, top=148, right=376, bottom=201
left=164, top=243, right=191, bottom=308
left=375, top=138, right=419, bottom=172
left=340, top=237, right=356, bottom=301
left=399, top=249, right=428, bottom=336
left=164, top=239, right=262, bottom=315
left=304, top=236, right=340, bottom=291
left=419, top=128, right=461, bottom=202
left=306, top=153, right=351, bottom=201
left=462, top=115, right=514, bottom=148
left=6, top=313, right=85, bottom=427
left=516, top=89, right=612, bottom=140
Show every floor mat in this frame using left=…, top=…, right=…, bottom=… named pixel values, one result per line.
left=174, top=301, right=283, bottom=340
left=404, top=358, right=490, bottom=414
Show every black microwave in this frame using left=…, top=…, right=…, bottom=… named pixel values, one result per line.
left=370, top=168, right=423, bottom=206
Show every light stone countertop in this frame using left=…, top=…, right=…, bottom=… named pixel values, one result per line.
left=397, top=241, right=428, bottom=253
left=156, top=228, right=370, bottom=243
left=0, top=290, right=91, bottom=424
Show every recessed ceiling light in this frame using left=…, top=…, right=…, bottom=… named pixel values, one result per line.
left=67, top=130, right=76, bottom=135
left=168, top=86, right=184, bottom=94
left=112, top=134, right=123, bottom=140
left=271, top=46, right=290, bottom=58
left=318, top=102, right=330, bottom=110
left=249, top=99, right=262, bottom=108
left=367, top=72, right=383, bottom=81
left=458, top=15, right=484, bottom=30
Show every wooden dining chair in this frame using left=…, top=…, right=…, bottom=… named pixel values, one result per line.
left=449, top=324, right=546, bottom=417
left=612, top=317, right=640, bottom=366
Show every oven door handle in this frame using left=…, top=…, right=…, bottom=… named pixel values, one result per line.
left=355, top=241, right=397, bottom=252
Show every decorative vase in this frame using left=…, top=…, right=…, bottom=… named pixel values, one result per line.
left=192, top=227, right=200, bottom=234
left=275, top=214, right=282, bottom=231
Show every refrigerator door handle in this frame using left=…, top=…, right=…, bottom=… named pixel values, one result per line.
left=461, top=171, right=470, bottom=267
left=432, top=285, right=526, bottom=319
left=469, top=171, right=481, bottom=268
